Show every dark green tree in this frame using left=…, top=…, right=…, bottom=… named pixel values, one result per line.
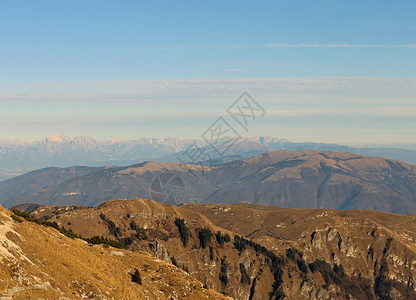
left=219, top=256, right=229, bottom=286
left=198, top=227, right=212, bottom=249
left=175, top=218, right=189, bottom=246
left=209, top=245, right=215, bottom=260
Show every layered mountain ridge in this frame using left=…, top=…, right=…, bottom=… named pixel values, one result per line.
left=1, top=134, right=415, bottom=182
left=3, top=150, right=416, bottom=214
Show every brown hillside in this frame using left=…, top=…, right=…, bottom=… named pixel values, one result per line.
left=0, top=205, right=227, bottom=299
left=28, top=198, right=416, bottom=299
left=185, top=202, right=416, bottom=297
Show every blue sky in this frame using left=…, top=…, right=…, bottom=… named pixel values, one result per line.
left=0, top=1, right=415, bottom=144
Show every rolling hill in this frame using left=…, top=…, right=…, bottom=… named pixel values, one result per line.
left=4, top=150, right=416, bottom=214
left=0, top=166, right=106, bottom=205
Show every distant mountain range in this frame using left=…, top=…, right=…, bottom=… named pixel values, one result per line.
left=1, top=134, right=416, bottom=182
left=0, top=134, right=197, bottom=181
left=3, top=149, right=416, bottom=214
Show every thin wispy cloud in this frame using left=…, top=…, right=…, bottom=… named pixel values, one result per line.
left=145, top=43, right=416, bottom=51
left=1, top=77, right=414, bottom=143
left=266, top=43, right=416, bottom=49
left=267, top=106, right=416, bottom=117
left=1, top=77, right=415, bottom=103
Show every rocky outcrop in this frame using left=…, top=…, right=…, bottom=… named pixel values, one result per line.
left=149, top=241, right=172, bottom=264
left=185, top=201, right=416, bottom=299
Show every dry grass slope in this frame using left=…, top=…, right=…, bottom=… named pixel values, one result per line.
left=0, top=205, right=228, bottom=299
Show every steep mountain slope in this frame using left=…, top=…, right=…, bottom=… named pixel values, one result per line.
left=184, top=202, right=416, bottom=299
left=0, top=166, right=105, bottom=205
left=0, top=205, right=226, bottom=299
left=29, top=199, right=264, bottom=299
left=27, top=198, right=416, bottom=299
left=7, top=150, right=416, bottom=214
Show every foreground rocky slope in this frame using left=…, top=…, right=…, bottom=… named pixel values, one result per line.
left=28, top=198, right=416, bottom=299
left=7, top=150, right=416, bottom=214
left=185, top=202, right=416, bottom=298
left=0, top=204, right=227, bottom=299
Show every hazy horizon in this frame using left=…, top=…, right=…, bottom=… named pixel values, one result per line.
left=2, top=133, right=416, bottom=152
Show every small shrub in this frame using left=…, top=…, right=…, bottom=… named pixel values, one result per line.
left=12, top=209, right=34, bottom=221
left=11, top=215, right=23, bottom=223
left=383, top=238, right=393, bottom=255
left=297, top=259, right=309, bottom=274
left=135, top=228, right=148, bottom=241
left=240, top=263, right=251, bottom=285
left=224, top=234, right=231, bottom=243
left=171, top=256, right=178, bottom=267
left=233, top=235, right=247, bottom=253
left=215, top=231, right=223, bottom=245
left=130, top=220, right=138, bottom=231
left=100, top=214, right=122, bottom=238
left=286, top=247, right=303, bottom=261
left=84, top=236, right=124, bottom=249
left=130, top=269, right=142, bottom=285
left=121, top=237, right=134, bottom=247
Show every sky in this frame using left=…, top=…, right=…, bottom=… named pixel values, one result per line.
left=0, top=1, right=415, bottom=144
